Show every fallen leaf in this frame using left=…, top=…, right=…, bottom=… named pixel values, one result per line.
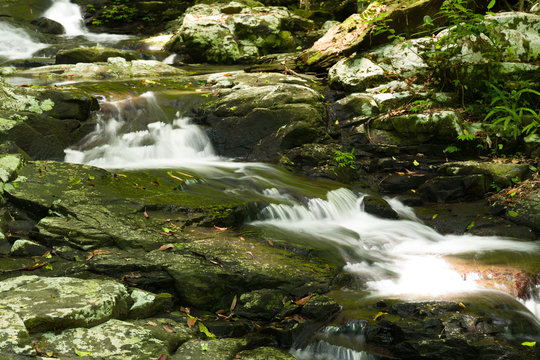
left=239, top=236, right=245, bottom=241
left=521, top=341, right=536, bottom=347
left=432, top=214, right=438, bottom=220
left=215, top=309, right=228, bottom=314
left=180, top=306, right=190, bottom=315
left=74, top=348, right=91, bottom=357
left=147, top=321, right=158, bottom=326
left=374, top=312, right=389, bottom=321
left=214, top=225, right=228, bottom=231
left=157, top=355, right=168, bottom=360
left=144, top=208, right=149, bottom=218
left=230, top=295, right=237, bottom=312
left=294, top=294, right=312, bottom=306
left=245, top=251, right=254, bottom=259
left=26, top=262, right=48, bottom=271
left=175, top=170, right=194, bottom=178
left=267, top=240, right=274, bottom=246
left=152, top=181, right=160, bottom=186
left=158, top=244, right=175, bottom=251
left=187, top=317, right=197, bottom=328
left=458, top=302, right=467, bottom=309
left=86, top=249, right=112, bottom=260
left=163, top=326, right=175, bottom=333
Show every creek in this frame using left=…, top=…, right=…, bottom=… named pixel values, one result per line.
left=1, top=0, right=539, bottom=358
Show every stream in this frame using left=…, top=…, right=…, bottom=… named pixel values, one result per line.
left=1, top=1, right=539, bottom=358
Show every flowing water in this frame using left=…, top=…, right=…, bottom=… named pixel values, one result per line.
left=0, top=22, right=48, bottom=61
left=3, top=0, right=539, bottom=357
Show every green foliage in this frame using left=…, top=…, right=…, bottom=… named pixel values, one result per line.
left=484, top=83, right=540, bottom=141
left=334, top=149, right=356, bottom=169
left=92, top=0, right=138, bottom=25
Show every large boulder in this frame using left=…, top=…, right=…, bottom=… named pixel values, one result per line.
left=201, top=81, right=327, bottom=160
left=0, top=275, right=130, bottom=332
left=55, top=47, right=141, bottom=64
left=165, top=1, right=314, bottom=64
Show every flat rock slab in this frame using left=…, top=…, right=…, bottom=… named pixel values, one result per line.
left=0, top=306, right=35, bottom=357
left=37, top=319, right=168, bottom=360
left=0, top=275, right=130, bottom=333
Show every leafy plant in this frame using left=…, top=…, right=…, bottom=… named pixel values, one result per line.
left=484, top=83, right=540, bottom=140
left=334, top=149, right=356, bottom=169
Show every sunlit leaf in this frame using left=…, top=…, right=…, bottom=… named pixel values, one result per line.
left=198, top=322, right=216, bottom=339
left=68, top=177, right=82, bottom=185
left=508, top=210, right=519, bottom=217
left=374, top=312, right=388, bottom=321
left=521, top=341, right=536, bottom=347
left=432, top=214, right=438, bottom=220
left=74, top=348, right=91, bottom=357
left=201, top=343, right=208, bottom=351
left=413, top=160, right=420, bottom=166
left=295, top=294, right=313, bottom=306
left=487, top=0, right=496, bottom=9
left=466, top=221, right=475, bottom=230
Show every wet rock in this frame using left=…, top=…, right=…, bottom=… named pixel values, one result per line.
left=439, top=161, right=530, bottom=188
left=503, top=188, right=540, bottom=232
left=282, top=143, right=339, bottom=169
left=361, top=195, right=399, bottom=219
left=236, top=289, right=287, bottom=321
left=171, top=338, right=249, bottom=360
left=55, top=47, right=140, bottom=64
left=299, top=294, right=341, bottom=321
left=329, top=57, right=385, bottom=92
left=37, top=319, right=169, bottom=360
left=0, top=275, right=130, bottom=332
left=418, top=174, right=488, bottom=203
left=330, top=93, right=379, bottom=121
left=30, top=17, right=64, bottom=35
left=165, top=2, right=313, bottom=64
left=9, top=239, right=48, bottom=257
left=202, top=83, right=326, bottom=160
left=18, top=57, right=184, bottom=81
left=237, top=346, right=297, bottom=360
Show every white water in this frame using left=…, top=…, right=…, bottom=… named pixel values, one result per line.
left=43, top=0, right=131, bottom=42
left=65, top=92, right=221, bottom=169
left=0, top=22, right=48, bottom=61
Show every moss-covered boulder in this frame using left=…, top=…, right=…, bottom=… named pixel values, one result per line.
left=55, top=47, right=141, bottom=64
left=0, top=306, right=35, bottom=357
left=172, top=338, right=250, bottom=360
left=0, top=275, right=130, bottom=333
left=17, top=57, right=184, bottom=81
left=201, top=82, right=327, bottom=160
left=237, top=347, right=297, bottom=360
left=165, top=1, right=314, bottom=64
left=37, top=319, right=169, bottom=360
left=439, top=161, right=530, bottom=189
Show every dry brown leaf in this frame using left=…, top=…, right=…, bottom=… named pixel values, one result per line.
left=187, top=317, right=197, bottom=328
left=214, top=225, right=228, bottom=231
left=180, top=306, right=191, bottom=315
left=239, top=236, right=245, bottom=241
left=163, top=326, right=175, bottom=333
left=215, top=309, right=228, bottom=314
left=42, top=250, right=51, bottom=258
left=147, top=321, right=158, bottom=326
left=230, top=295, right=237, bottom=312
left=245, top=251, right=254, bottom=259
left=157, top=354, right=168, bottom=360
left=26, top=262, right=48, bottom=271
left=144, top=208, right=149, bottom=218
left=294, top=294, right=313, bottom=306
left=158, top=243, right=175, bottom=251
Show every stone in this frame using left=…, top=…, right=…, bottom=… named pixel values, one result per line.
left=30, top=17, right=64, bottom=35
left=331, top=93, right=379, bottom=121
left=438, top=161, right=530, bottom=188
left=37, top=319, right=169, bottom=360
left=172, top=338, right=249, bottom=360
left=132, top=317, right=198, bottom=353
left=0, top=275, right=130, bottom=333
left=55, top=47, right=140, bottom=65
left=165, top=2, right=313, bottom=64
left=361, top=195, right=399, bottom=219
left=129, top=288, right=163, bottom=319
left=418, top=174, right=488, bottom=203
left=0, top=306, right=35, bottom=357
left=9, top=239, right=48, bottom=257
left=328, top=57, right=385, bottom=92
left=202, top=83, right=326, bottom=160
left=237, top=346, right=297, bottom=360
left=236, top=289, right=287, bottom=320
left=299, top=294, right=341, bottom=321
left=0, top=154, right=23, bottom=184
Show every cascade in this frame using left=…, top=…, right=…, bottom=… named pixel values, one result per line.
left=0, top=22, right=48, bottom=61
left=43, top=0, right=131, bottom=42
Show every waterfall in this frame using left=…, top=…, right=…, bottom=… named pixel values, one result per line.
left=43, top=0, right=86, bottom=36
left=0, top=22, right=48, bottom=61
left=254, top=189, right=539, bottom=297
left=65, top=92, right=221, bottom=169
left=42, top=0, right=131, bottom=42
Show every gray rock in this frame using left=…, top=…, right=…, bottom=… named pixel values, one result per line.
left=418, top=174, right=488, bottom=203
left=0, top=154, right=23, bottom=184
left=439, top=161, right=530, bottom=188
left=9, top=239, right=48, bottom=256
left=30, top=17, right=64, bottom=35
left=329, top=57, right=385, bottom=92
left=236, top=289, right=287, bottom=320
left=55, top=47, right=140, bottom=65
left=300, top=294, right=341, bottom=321
left=172, top=338, right=249, bottom=360
left=0, top=275, right=130, bottom=332
left=0, top=306, right=35, bottom=357
left=38, top=319, right=169, bottom=360
left=128, top=288, right=163, bottom=319
left=132, top=317, right=198, bottom=353
left=237, top=346, right=297, bottom=359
